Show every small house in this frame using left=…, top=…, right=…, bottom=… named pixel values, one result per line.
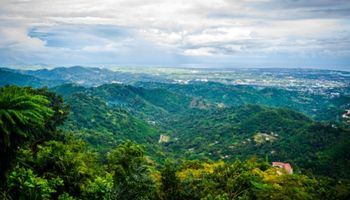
left=272, top=162, right=293, bottom=174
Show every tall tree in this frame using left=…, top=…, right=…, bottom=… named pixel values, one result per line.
left=160, top=160, right=181, bottom=200
left=0, top=86, right=53, bottom=186
left=108, top=141, right=156, bottom=200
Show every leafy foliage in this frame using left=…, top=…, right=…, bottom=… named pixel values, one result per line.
left=7, top=166, right=63, bottom=200
left=160, top=160, right=181, bottom=200
left=108, top=141, right=156, bottom=200
left=0, top=86, right=53, bottom=146
left=0, top=86, right=53, bottom=186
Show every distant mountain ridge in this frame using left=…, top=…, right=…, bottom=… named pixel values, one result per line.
left=2, top=65, right=349, bottom=90
left=137, top=81, right=350, bottom=121
left=1, top=66, right=170, bottom=87
left=0, top=68, right=64, bottom=87
left=19, top=66, right=169, bottom=86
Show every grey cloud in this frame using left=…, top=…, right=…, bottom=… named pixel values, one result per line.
left=208, top=0, right=350, bottom=20
left=0, top=0, right=349, bottom=67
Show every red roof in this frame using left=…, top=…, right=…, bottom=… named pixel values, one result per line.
left=272, top=162, right=293, bottom=174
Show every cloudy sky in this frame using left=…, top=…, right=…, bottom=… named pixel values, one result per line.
left=0, top=0, right=350, bottom=69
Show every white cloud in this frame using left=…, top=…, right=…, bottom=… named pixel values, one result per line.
left=186, top=27, right=252, bottom=45
left=0, top=0, right=349, bottom=67
left=184, top=47, right=218, bottom=56
left=0, top=26, right=46, bottom=49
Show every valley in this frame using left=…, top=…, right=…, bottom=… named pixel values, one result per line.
left=1, top=66, right=350, bottom=199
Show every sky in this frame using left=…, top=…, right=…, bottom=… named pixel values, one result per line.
left=0, top=0, right=350, bottom=70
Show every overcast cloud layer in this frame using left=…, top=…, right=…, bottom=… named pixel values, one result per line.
left=0, top=0, right=349, bottom=69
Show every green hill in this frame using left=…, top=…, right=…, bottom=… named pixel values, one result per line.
left=136, top=81, right=350, bottom=121
left=0, top=68, right=54, bottom=87
left=62, top=92, right=159, bottom=152
left=162, top=104, right=350, bottom=179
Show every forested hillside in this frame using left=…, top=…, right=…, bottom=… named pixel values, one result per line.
left=136, top=81, right=350, bottom=121
left=49, top=82, right=350, bottom=180
left=1, top=85, right=349, bottom=200
left=0, top=68, right=58, bottom=87
left=1, top=68, right=349, bottom=199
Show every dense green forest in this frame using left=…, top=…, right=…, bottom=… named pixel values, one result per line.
left=1, top=84, right=350, bottom=199
left=51, top=83, right=350, bottom=178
